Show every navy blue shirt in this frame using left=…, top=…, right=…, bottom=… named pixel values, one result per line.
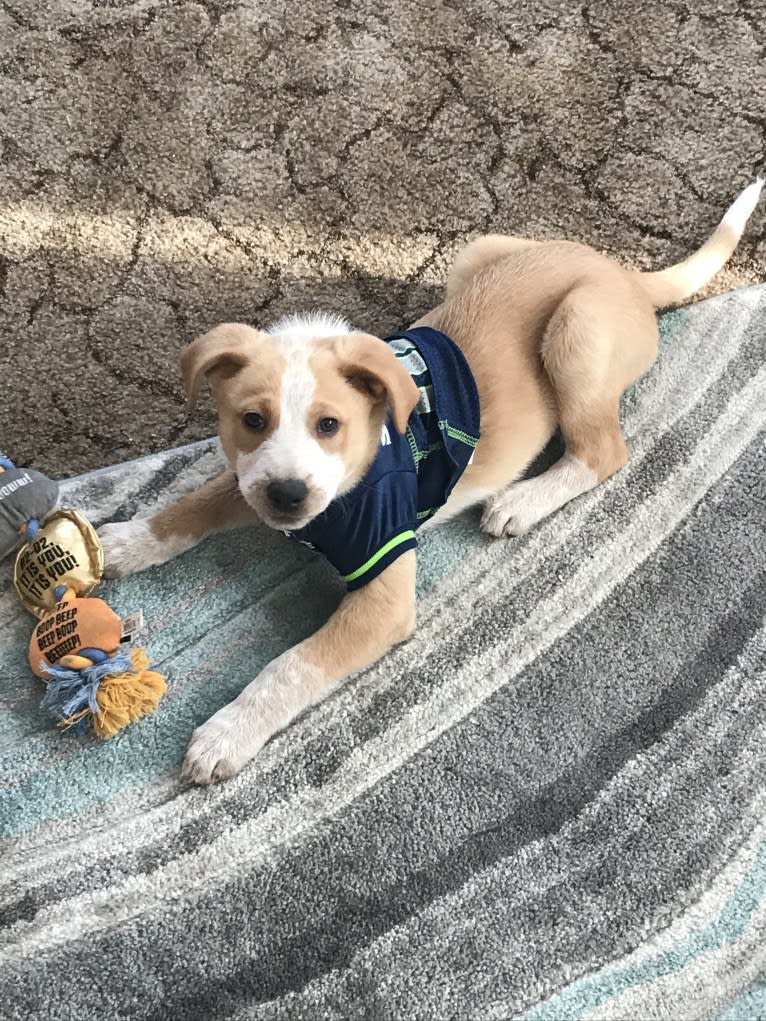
left=287, top=326, right=481, bottom=590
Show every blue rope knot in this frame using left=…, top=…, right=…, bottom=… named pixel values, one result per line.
left=39, top=651, right=135, bottom=731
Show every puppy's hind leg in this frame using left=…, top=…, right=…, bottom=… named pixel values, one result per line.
left=481, top=455, right=598, bottom=537
left=482, top=285, right=643, bottom=537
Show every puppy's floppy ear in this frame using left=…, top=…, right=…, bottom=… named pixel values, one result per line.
left=336, top=334, right=419, bottom=434
left=181, top=323, right=262, bottom=410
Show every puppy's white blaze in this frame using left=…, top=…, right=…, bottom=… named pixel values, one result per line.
left=236, top=336, right=346, bottom=508
left=266, top=311, right=352, bottom=342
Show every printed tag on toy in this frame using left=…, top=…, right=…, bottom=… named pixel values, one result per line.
left=120, top=610, right=145, bottom=642
left=14, top=509, right=104, bottom=617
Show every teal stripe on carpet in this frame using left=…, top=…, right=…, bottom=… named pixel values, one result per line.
left=521, top=835, right=766, bottom=1020
left=716, top=972, right=766, bottom=1020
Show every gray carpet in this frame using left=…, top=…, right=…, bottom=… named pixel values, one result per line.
left=0, top=283, right=765, bottom=1019
left=1, top=0, right=765, bottom=477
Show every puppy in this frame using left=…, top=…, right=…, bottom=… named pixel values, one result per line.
left=99, top=179, right=763, bottom=784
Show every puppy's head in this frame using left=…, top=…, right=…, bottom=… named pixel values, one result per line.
left=181, top=315, right=419, bottom=530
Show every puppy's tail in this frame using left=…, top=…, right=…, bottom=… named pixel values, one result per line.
left=637, top=178, right=763, bottom=308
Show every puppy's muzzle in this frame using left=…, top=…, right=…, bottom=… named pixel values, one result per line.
left=266, top=478, right=309, bottom=514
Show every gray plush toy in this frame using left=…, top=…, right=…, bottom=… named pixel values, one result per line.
left=0, top=454, right=59, bottom=560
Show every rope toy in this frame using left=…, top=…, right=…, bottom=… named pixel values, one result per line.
left=1, top=454, right=167, bottom=738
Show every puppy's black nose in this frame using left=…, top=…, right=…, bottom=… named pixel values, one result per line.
left=266, top=478, right=308, bottom=512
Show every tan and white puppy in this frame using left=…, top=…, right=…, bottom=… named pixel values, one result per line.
left=99, top=180, right=763, bottom=784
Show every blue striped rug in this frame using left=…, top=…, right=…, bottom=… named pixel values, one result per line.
left=1, top=285, right=765, bottom=1020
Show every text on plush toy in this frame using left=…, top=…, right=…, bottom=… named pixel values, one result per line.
left=35, top=603, right=88, bottom=663
left=0, top=471, right=32, bottom=501
left=16, top=536, right=81, bottom=597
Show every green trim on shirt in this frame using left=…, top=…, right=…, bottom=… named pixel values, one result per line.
left=440, top=420, right=479, bottom=448
left=343, top=530, right=417, bottom=582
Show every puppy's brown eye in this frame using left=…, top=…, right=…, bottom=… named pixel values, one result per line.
left=243, top=412, right=266, bottom=431
left=317, top=417, right=339, bottom=436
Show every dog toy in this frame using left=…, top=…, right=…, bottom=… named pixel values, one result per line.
left=0, top=453, right=59, bottom=557
left=1, top=454, right=167, bottom=738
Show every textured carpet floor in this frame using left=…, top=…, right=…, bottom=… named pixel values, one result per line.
left=0, top=284, right=765, bottom=1019
left=1, top=0, right=765, bottom=476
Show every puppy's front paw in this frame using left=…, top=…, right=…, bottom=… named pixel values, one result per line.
left=182, top=703, right=262, bottom=785
left=98, top=519, right=194, bottom=578
left=98, top=520, right=154, bottom=578
left=481, top=483, right=542, bottom=538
